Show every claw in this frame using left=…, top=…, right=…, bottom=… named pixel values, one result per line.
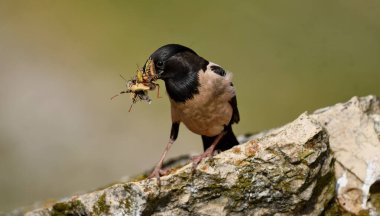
left=148, top=168, right=162, bottom=187
left=191, top=148, right=215, bottom=171
left=191, top=131, right=226, bottom=172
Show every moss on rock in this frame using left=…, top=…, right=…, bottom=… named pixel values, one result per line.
left=51, top=199, right=87, bottom=216
left=92, top=193, right=110, bottom=215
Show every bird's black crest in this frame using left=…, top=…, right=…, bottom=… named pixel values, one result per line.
left=210, top=65, right=226, bottom=76
left=151, top=44, right=197, bottom=60
left=148, top=44, right=197, bottom=72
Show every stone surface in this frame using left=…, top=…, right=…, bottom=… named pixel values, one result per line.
left=20, top=114, right=333, bottom=216
left=310, top=95, right=380, bottom=215
left=245, top=95, right=380, bottom=215
left=10, top=95, right=380, bottom=216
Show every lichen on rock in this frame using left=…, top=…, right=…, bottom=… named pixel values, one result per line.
left=23, top=113, right=334, bottom=216
left=15, top=95, right=380, bottom=216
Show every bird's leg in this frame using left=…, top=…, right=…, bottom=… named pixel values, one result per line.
left=191, top=131, right=226, bottom=170
left=148, top=122, right=179, bottom=186
left=148, top=138, right=175, bottom=184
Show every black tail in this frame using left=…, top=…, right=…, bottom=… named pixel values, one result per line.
left=202, top=125, right=239, bottom=152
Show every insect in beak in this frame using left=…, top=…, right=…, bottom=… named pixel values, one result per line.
left=111, top=58, right=162, bottom=112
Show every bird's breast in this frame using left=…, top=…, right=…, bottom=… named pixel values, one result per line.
left=170, top=64, right=235, bottom=137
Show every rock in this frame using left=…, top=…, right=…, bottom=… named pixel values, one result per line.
left=12, top=95, right=380, bottom=216
left=244, top=95, right=380, bottom=215
left=22, top=114, right=334, bottom=215
left=310, top=95, right=380, bottom=215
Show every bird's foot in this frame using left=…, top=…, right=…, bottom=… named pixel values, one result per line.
left=148, top=168, right=169, bottom=187
left=191, top=148, right=215, bottom=171
left=148, top=167, right=160, bottom=184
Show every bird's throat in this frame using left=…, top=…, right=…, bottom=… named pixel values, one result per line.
left=164, top=73, right=200, bottom=103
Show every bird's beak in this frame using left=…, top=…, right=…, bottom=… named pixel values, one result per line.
left=143, top=58, right=162, bottom=79
left=156, top=70, right=164, bottom=79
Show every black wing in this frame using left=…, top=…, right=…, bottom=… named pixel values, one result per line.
left=229, top=94, right=240, bottom=125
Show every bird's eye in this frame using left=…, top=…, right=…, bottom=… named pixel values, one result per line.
left=157, top=61, right=164, bottom=67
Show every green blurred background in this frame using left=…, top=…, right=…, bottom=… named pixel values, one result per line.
left=1, top=0, right=380, bottom=211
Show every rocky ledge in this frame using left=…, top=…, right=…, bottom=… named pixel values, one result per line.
left=10, top=95, right=380, bottom=216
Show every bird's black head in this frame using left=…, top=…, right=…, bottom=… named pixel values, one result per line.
left=144, top=44, right=206, bottom=79
left=144, top=44, right=209, bottom=102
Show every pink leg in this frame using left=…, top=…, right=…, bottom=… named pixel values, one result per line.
left=148, top=138, right=175, bottom=185
left=191, top=131, right=226, bottom=170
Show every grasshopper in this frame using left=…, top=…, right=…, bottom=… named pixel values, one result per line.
left=112, top=58, right=161, bottom=112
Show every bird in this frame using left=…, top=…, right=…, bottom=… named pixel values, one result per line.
left=144, top=44, right=240, bottom=181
